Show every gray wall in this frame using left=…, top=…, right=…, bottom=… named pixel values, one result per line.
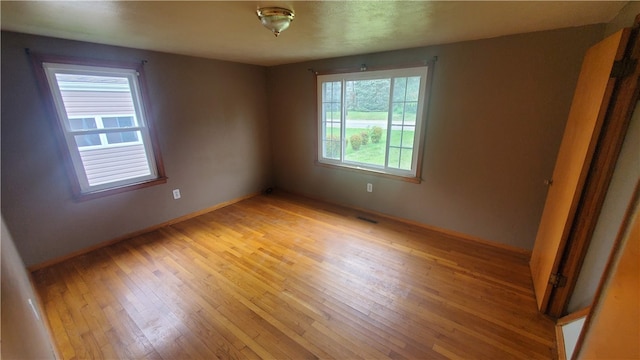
left=1, top=216, right=57, bottom=359
left=1, top=31, right=272, bottom=267
left=568, top=1, right=640, bottom=312
left=267, top=25, right=604, bottom=250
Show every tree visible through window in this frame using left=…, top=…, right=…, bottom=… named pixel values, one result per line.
left=33, top=55, right=166, bottom=199
left=317, top=66, right=431, bottom=180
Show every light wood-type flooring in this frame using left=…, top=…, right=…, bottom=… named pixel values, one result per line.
left=32, top=192, right=556, bottom=359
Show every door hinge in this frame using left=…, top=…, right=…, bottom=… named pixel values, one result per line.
left=611, top=58, right=637, bottom=78
left=549, top=273, right=568, bottom=288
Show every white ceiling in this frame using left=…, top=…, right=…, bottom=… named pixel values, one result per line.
left=0, top=1, right=627, bottom=66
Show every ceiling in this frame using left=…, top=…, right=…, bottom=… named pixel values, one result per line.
left=1, top=1, right=627, bottom=67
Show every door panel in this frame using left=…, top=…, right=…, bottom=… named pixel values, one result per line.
left=529, top=30, right=630, bottom=311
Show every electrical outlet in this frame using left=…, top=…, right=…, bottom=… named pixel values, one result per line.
left=367, top=183, right=373, bottom=192
left=172, top=189, right=181, bottom=199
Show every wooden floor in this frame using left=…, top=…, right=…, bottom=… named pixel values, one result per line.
left=32, top=192, right=557, bottom=359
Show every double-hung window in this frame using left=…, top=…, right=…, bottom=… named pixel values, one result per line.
left=35, top=55, right=166, bottom=199
left=317, top=66, right=431, bottom=181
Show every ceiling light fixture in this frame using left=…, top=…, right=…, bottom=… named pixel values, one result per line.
left=256, top=7, right=295, bottom=37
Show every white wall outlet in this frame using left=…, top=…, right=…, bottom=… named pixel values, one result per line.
left=172, top=189, right=181, bottom=199
left=367, top=183, right=373, bottom=192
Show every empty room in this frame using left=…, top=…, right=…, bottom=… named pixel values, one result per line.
left=2, top=1, right=639, bottom=359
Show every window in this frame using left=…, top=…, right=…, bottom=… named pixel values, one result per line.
left=317, top=66, right=431, bottom=181
left=34, top=55, right=166, bottom=199
left=69, top=115, right=141, bottom=147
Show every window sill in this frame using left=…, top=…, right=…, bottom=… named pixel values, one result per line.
left=314, top=161, right=421, bottom=184
left=73, top=176, right=168, bottom=201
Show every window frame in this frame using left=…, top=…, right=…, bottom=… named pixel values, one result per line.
left=31, top=53, right=167, bottom=200
left=68, top=114, right=144, bottom=149
left=315, top=65, right=432, bottom=182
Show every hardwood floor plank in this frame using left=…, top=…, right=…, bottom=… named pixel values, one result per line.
left=44, top=296, right=76, bottom=360
left=32, top=192, right=556, bottom=359
left=139, top=242, right=263, bottom=356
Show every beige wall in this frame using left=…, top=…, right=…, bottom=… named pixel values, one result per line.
left=1, top=216, right=57, bottom=359
left=267, top=25, right=604, bottom=250
left=1, top=31, right=272, bottom=266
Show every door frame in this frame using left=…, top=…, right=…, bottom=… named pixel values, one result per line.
left=572, top=180, right=640, bottom=358
left=545, top=16, right=640, bottom=317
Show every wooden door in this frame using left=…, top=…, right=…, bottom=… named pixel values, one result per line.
left=529, top=29, right=631, bottom=312
left=546, top=23, right=640, bottom=317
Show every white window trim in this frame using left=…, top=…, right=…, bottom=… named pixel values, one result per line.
left=41, top=61, right=162, bottom=195
left=316, top=66, right=431, bottom=180
left=68, top=114, right=144, bottom=150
